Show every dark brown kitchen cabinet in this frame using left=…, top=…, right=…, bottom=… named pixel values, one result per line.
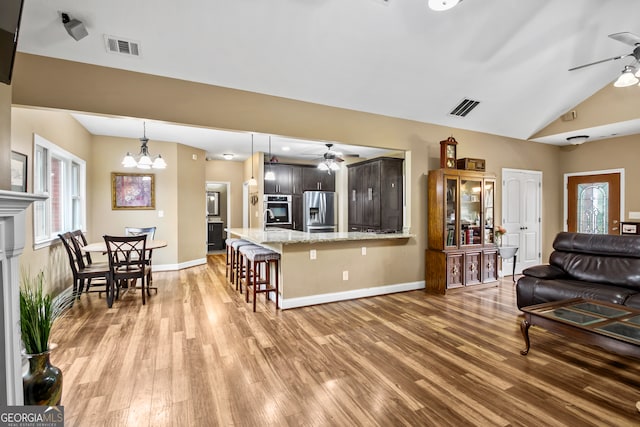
left=425, top=168, right=498, bottom=294
left=264, top=164, right=293, bottom=194
left=302, top=167, right=335, bottom=192
left=207, top=222, right=223, bottom=251
left=347, top=157, right=403, bottom=232
left=292, top=194, right=303, bottom=231
left=291, top=166, right=303, bottom=195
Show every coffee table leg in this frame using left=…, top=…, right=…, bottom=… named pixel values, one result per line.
left=520, top=319, right=531, bottom=355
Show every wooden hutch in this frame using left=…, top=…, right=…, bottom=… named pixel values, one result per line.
left=426, top=168, right=498, bottom=294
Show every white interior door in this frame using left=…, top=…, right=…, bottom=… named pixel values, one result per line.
left=502, top=169, right=542, bottom=277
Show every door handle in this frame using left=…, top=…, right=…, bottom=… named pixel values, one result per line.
left=352, top=190, right=356, bottom=202
left=368, top=188, right=373, bottom=201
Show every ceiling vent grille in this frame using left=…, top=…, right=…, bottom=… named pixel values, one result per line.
left=104, top=35, right=141, bottom=57
left=449, top=98, right=480, bottom=117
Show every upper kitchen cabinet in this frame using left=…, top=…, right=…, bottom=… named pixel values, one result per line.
left=264, top=164, right=293, bottom=194
left=347, top=157, right=403, bottom=232
left=302, top=167, right=335, bottom=192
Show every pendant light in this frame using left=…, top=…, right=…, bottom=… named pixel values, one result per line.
left=248, top=134, right=258, bottom=186
left=264, top=136, right=276, bottom=181
left=122, top=122, right=167, bottom=169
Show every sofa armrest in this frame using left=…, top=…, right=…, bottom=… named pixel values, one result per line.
left=521, top=264, right=567, bottom=280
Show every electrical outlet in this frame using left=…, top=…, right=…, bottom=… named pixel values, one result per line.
left=158, top=210, right=164, bottom=218
left=310, top=249, right=316, bottom=260
left=342, top=271, right=349, bottom=281
left=361, top=247, right=367, bottom=256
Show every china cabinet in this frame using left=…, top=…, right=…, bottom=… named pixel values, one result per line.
left=426, top=168, right=497, bottom=293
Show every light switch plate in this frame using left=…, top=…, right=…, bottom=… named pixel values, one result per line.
left=310, top=249, right=316, bottom=260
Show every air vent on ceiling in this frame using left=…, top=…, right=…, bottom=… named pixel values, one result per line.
left=104, top=35, right=141, bottom=57
left=449, top=98, right=480, bottom=117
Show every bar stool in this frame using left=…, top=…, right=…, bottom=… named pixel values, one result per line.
left=234, top=242, right=262, bottom=291
left=229, top=240, right=254, bottom=286
left=225, top=238, right=240, bottom=279
left=241, top=246, right=281, bottom=312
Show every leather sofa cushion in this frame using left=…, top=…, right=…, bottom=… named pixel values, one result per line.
left=521, top=264, right=567, bottom=280
left=516, top=276, right=636, bottom=308
left=549, top=251, right=640, bottom=291
left=553, top=232, right=640, bottom=258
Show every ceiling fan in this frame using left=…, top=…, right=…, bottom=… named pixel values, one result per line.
left=321, top=143, right=344, bottom=163
left=569, top=32, right=640, bottom=86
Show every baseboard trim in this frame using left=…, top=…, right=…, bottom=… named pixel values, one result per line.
left=153, top=258, right=207, bottom=272
left=279, top=280, right=425, bottom=310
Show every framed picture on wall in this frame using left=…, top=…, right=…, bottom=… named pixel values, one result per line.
left=10, top=151, right=27, bottom=192
left=111, top=172, right=155, bottom=210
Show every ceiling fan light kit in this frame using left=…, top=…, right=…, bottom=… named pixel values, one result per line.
left=569, top=32, right=640, bottom=88
left=613, top=65, right=639, bottom=87
left=317, top=143, right=342, bottom=173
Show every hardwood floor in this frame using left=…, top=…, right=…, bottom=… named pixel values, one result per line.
left=50, top=255, right=640, bottom=426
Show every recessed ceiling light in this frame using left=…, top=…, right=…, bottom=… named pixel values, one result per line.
left=222, top=153, right=234, bottom=160
left=428, top=0, right=462, bottom=11
left=566, top=135, right=589, bottom=145
left=282, top=146, right=290, bottom=151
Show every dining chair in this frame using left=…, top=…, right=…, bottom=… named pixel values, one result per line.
left=58, top=232, right=112, bottom=306
left=124, top=226, right=157, bottom=285
left=103, top=234, right=154, bottom=305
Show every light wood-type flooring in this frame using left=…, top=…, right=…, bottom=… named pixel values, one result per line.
left=50, top=255, right=640, bottom=426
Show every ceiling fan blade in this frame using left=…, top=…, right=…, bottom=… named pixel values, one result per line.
left=568, top=53, right=630, bottom=71
left=609, top=32, right=640, bottom=47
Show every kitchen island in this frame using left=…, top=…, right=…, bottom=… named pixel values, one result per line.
left=226, top=228, right=420, bottom=309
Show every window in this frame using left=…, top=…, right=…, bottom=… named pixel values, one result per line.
left=33, top=134, right=86, bottom=247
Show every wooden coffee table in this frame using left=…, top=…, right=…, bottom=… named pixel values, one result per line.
left=520, top=298, right=640, bottom=358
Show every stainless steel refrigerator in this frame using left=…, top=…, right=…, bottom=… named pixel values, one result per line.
left=303, top=191, right=337, bottom=233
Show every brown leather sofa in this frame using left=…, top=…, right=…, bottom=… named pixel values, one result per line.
left=516, top=232, right=640, bottom=310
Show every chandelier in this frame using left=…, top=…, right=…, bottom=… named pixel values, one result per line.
left=122, top=122, right=167, bottom=169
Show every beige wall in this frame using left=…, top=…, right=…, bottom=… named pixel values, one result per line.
left=176, top=144, right=206, bottom=263
left=205, top=159, right=244, bottom=229
left=11, top=107, right=92, bottom=294
left=0, top=84, right=10, bottom=190
left=10, top=53, right=572, bottom=289
left=559, top=134, right=640, bottom=220
left=89, top=135, right=180, bottom=266
left=533, top=83, right=640, bottom=139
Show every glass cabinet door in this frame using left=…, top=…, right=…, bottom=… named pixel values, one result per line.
left=445, top=177, right=457, bottom=247
left=460, top=179, right=482, bottom=245
left=484, top=179, right=495, bottom=244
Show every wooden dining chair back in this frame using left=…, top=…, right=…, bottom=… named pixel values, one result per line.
left=124, top=226, right=157, bottom=267
left=103, top=234, right=153, bottom=305
left=58, top=232, right=112, bottom=305
left=69, top=229, right=100, bottom=268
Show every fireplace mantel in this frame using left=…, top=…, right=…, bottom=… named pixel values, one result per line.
left=0, top=190, right=47, bottom=405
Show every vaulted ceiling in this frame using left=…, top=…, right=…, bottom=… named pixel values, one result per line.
left=15, top=0, right=640, bottom=155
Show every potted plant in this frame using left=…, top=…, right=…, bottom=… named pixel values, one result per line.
left=20, top=270, right=74, bottom=406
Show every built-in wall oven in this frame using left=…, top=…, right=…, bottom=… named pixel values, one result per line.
left=264, top=194, right=292, bottom=226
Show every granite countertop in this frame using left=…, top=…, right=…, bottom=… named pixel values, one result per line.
left=226, top=228, right=414, bottom=245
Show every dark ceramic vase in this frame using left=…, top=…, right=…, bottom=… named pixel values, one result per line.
left=23, top=351, right=63, bottom=406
